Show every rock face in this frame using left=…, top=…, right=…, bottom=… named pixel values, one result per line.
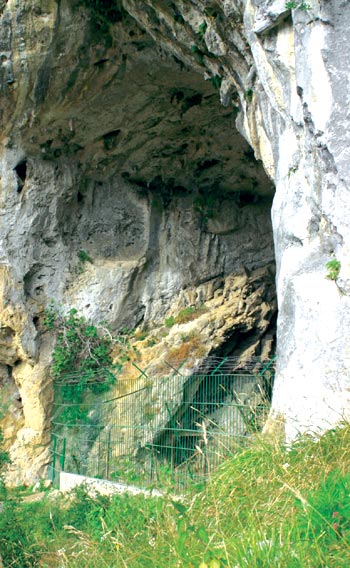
left=0, top=0, right=348, bottom=481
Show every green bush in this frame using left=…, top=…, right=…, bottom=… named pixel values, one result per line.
left=44, top=305, right=117, bottom=423
left=285, top=1, right=311, bottom=10
left=326, top=259, right=341, bottom=281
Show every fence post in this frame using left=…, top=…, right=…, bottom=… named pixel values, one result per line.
left=106, top=429, right=111, bottom=479
left=60, top=437, right=66, bottom=471
left=51, top=434, right=57, bottom=483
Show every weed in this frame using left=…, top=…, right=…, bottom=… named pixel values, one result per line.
left=164, top=305, right=207, bottom=328
left=175, top=305, right=207, bottom=324
left=295, top=469, right=350, bottom=543
left=285, top=1, right=312, bottom=10
left=288, top=164, right=299, bottom=178
left=190, top=45, right=205, bottom=66
left=173, top=13, right=185, bottom=24
left=165, top=316, right=176, bottom=328
left=197, top=21, right=207, bottom=40
left=209, top=75, right=222, bottom=90
left=326, top=259, right=341, bottom=281
left=134, top=329, right=148, bottom=341
left=44, top=304, right=117, bottom=423
left=245, top=88, right=253, bottom=102
left=146, top=336, right=158, bottom=348
left=78, top=249, right=93, bottom=264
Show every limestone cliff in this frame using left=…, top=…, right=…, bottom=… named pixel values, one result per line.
left=0, top=0, right=348, bottom=482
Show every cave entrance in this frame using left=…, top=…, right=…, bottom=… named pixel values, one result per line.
left=49, top=357, right=275, bottom=491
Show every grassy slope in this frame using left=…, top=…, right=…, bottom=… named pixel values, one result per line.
left=2, top=424, right=350, bottom=567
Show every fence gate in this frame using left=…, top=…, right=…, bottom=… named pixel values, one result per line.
left=49, top=357, right=275, bottom=491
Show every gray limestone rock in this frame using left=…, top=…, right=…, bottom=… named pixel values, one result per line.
left=0, top=0, right=349, bottom=481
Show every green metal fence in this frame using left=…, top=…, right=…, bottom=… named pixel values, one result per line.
left=49, top=357, right=275, bottom=491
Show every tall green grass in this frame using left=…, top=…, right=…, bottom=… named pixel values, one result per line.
left=2, top=424, right=350, bottom=566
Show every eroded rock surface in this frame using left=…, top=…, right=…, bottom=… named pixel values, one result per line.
left=0, top=0, right=348, bottom=482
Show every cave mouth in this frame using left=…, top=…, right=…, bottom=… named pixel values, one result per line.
left=0, top=0, right=281, bottom=489
left=47, top=21, right=278, bottom=339
left=16, top=0, right=278, bottom=366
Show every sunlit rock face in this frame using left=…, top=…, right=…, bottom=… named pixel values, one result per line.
left=0, top=0, right=348, bottom=482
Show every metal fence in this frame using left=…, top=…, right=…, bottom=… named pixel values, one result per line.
left=49, top=357, right=275, bottom=491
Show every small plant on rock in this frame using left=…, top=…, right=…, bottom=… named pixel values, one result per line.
left=165, top=316, right=176, bottom=328
left=197, top=21, right=207, bottom=40
left=326, top=259, right=341, bottom=281
left=245, top=88, right=253, bottom=102
left=285, top=1, right=311, bottom=10
left=78, top=249, right=93, bottom=264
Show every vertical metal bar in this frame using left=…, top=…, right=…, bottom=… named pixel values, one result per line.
left=51, top=434, right=57, bottom=483
left=106, top=429, right=111, bottom=479
left=60, top=437, right=66, bottom=471
left=97, top=432, right=101, bottom=478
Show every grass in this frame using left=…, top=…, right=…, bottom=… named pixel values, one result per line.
left=2, top=424, right=350, bottom=566
left=165, top=305, right=208, bottom=328
left=166, top=331, right=207, bottom=364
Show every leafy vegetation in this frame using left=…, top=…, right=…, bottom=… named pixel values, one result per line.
left=165, top=305, right=208, bottom=328
left=78, top=249, right=93, bottom=264
left=197, top=21, right=207, bottom=40
left=44, top=305, right=117, bottom=422
left=165, top=315, right=176, bottom=328
left=326, top=259, right=341, bottom=281
left=209, top=75, right=222, bottom=90
left=3, top=424, right=350, bottom=565
left=44, top=305, right=115, bottom=380
left=190, top=45, right=205, bottom=66
left=285, top=1, right=312, bottom=10
left=245, top=88, right=253, bottom=102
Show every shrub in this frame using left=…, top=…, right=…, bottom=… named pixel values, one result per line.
left=78, top=249, right=93, bottom=264
left=326, top=259, right=341, bottom=281
left=44, top=305, right=117, bottom=423
left=285, top=1, right=311, bottom=10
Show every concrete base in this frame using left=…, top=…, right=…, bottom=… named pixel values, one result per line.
left=59, top=472, right=163, bottom=498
